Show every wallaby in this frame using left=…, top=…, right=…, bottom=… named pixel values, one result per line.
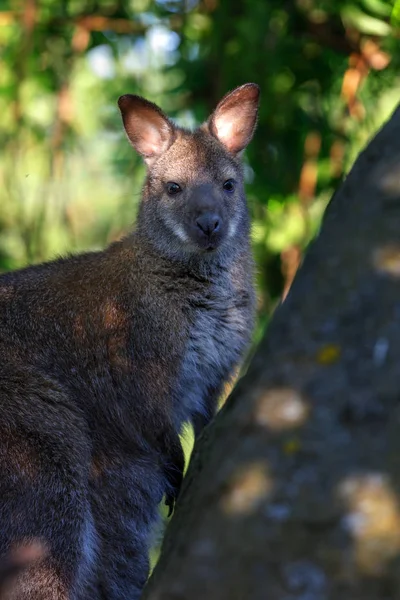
left=0, top=83, right=259, bottom=599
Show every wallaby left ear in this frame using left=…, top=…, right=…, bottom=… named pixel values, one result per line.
left=208, top=83, right=260, bottom=155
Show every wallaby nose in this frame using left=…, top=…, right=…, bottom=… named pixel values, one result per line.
left=196, top=213, right=220, bottom=236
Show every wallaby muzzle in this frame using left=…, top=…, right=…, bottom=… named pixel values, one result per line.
left=185, top=183, right=226, bottom=251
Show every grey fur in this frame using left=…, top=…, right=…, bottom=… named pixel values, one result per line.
left=0, top=83, right=259, bottom=598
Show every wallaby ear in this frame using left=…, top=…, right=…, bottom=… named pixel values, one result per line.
left=208, top=83, right=260, bottom=155
left=118, top=95, right=176, bottom=166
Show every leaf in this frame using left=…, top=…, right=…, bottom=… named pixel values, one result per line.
left=341, top=5, right=392, bottom=36
left=391, top=0, right=400, bottom=26
left=362, top=0, right=392, bottom=18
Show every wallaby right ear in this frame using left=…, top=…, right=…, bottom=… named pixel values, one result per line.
left=118, top=95, right=176, bottom=166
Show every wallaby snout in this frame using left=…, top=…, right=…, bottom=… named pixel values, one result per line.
left=193, top=211, right=222, bottom=250
left=188, top=184, right=224, bottom=250
left=195, top=213, right=220, bottom=235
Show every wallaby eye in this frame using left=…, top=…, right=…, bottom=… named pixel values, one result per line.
left=166, top=182, right=182, bottom=195
left=223, top=179, right=235, bottom=193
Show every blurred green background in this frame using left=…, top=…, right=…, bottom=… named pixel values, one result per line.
left=1, top=0, right=399, bottom=323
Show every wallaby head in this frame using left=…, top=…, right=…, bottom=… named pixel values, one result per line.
left=118, top=83, right=259, bottom=264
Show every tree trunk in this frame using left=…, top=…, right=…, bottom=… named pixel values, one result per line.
left=144, top=105, right=400, bottom=600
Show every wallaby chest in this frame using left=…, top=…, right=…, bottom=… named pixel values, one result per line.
left=173, top=261, right=254, bottom=429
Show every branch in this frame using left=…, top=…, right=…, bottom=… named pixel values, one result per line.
left=144, top=104, right=400, bottom=599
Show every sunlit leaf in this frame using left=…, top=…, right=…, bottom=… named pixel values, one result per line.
left=341, top=5, right=392, bottom=35
left=362, top=0, right=392, bottom=17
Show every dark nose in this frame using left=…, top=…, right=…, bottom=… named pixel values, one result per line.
left=196, top=213, right=220, bottom=236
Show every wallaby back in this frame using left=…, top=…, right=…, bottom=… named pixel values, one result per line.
left=0, top=83, right=259, bottom=599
